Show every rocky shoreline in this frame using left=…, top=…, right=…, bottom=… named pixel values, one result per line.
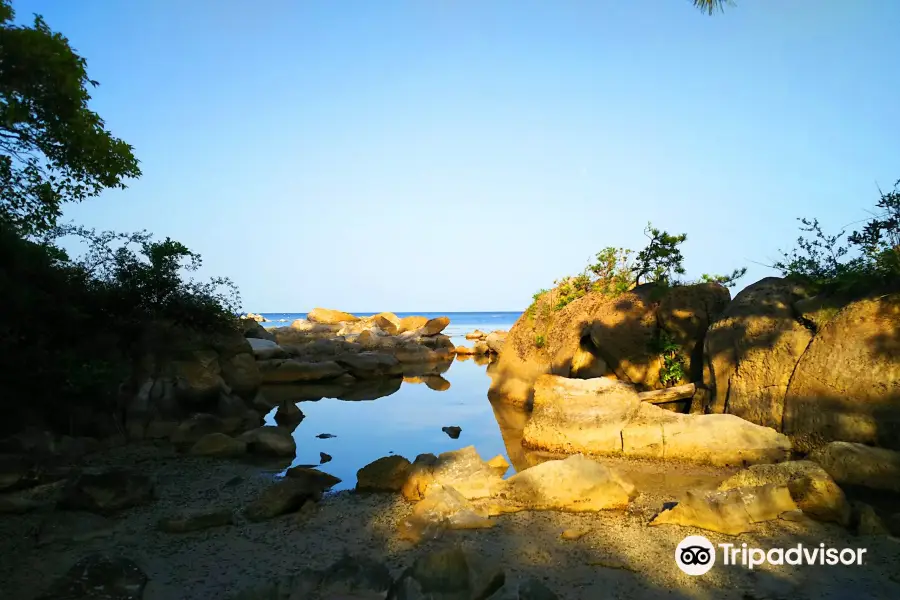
left=3, top=297, right=900, bottom=599
left=2, top=440, right=899, bottom=599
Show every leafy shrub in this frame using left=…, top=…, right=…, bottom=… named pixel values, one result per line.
left=534, top=334, right=546, bottom=348
left=0, top=222, right=241, bottom=434
left=588, top=247, right=634, bottom=296
left=649, top=330, right=687, bottom=387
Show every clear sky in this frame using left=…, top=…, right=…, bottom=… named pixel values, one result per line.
left=15, top=0, right=900, bottom=312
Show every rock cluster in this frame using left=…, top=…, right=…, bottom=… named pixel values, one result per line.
left=252, top=310, right=456, bottom=389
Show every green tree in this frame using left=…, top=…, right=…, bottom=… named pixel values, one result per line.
left=0, top=0, right=140, bottom=235
left=632, top=223, right=688, bottom=285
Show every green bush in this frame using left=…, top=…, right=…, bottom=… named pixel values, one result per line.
left=0, top=222, right=241, bottom=434
left=649, top=330, right=687, bottom=387
left=534, top=334, right=546, bottom=348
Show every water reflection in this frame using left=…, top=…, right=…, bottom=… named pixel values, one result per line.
left=261, top=355, right=525, bottom=491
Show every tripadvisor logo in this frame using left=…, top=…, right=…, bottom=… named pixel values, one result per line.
left=675, top=536, right=868, bottom=576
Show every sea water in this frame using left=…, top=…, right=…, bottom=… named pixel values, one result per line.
left=258, top=311, right=522, bottom=490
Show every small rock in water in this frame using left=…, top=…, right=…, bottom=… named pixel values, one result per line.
left=317, top=433, right=336, bottom=439
left=442, top=426, right=462, bottom=439
left=320, top=452, right=332, bottom=464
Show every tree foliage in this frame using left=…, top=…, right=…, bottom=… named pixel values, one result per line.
left=0, top=0, right=140, bottom=235
left=773, top=180, right=900, bottom=293
left=0, top=0, right=240, bottom=435
left=632, top=223, right=688, bottom=286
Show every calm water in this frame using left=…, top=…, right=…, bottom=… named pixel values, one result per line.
left=259, top=311, right=523, bottom=490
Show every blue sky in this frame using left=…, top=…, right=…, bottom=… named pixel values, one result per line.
left=16, top=0, right=900, bottom=312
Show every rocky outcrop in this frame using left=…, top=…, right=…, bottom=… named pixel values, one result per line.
left=523, top=375, right=791, bottom=466
left=265, top=312, right=456, bottom=383
left=466, top=330, right=487, bottom=340
left=782, top=293, right=900, bottom=448
left=489, top=283, right=730, bottom=407
left=700, top=280, right=900, bottom=450
left=123, top=327, right=263, bottom=442
left=523, top=376, right=641, bottom=454
left=703, top=278, right=814, bottom=428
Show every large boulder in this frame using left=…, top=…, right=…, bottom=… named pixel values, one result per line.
left=521, top=375, right=791, bottom=466
left=240, top=317, right=276, bottom=341
left=238, top=426, right=296, bottom=457
left=782, top=293, right=900, bottom=448
left=170, top=349, right=225, bottom=404
left=703, top=277, right=814, bottom=428
left=357, top=455, right=413, bottom=492
left=420, top=316, right=450, bottom=336
left=246, top=337, right=287, bottom=360
left=489, top=283, right=729, bottom=407
left=808, top=441, right=900, bottom=493
left=485, top=330, right=508, bottom=354
left=398, top=485, right=495, bottom=543
left=306, top=307, right=359, bottom=324
left=621, top=404, right=792, bottom=466
left=220, top=352, right=261, bottom=399
left=371, top=312, right=401, bottom=335
left=501, top=455, right=635, bottom=512
left=401, top=446, right=506, bottom=502
left=522, top=375, right=642, bottom=454
left=398, top=315, right=429, bottom=334
left=244, top=476, right=335, bottom=522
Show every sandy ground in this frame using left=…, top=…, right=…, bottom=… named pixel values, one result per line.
left=2, top=443, right=899, bottom=600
